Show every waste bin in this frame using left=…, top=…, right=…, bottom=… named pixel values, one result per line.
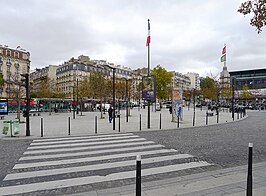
left=1, top=120, right=20, bottom=137
left=2, top=120, right=10, bottom=136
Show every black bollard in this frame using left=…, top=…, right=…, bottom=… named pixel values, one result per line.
left=159, top=113, right=161, bottom=129
left=217, top=111, right=219, bottom=124
left=41, top=118, right=43, bottom=137
left=136, top=155, right=141, bottom=196
left=177, top=115, right=180, bottom=128
left=247, top=143, right=253, bottom=196
left=68, top=117, right=70, bottom=135
left=119, top=114, right=121, bottom=132
left=95, top=116, right=97, bottom=134
left=206, top=111, right=208, bottom=125
left=139, top=114, right=141, bottom=131
left=237, top=112, right=239, bottom=120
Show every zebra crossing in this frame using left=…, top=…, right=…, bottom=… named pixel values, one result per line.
left=0, top=133, right=213, bottom=195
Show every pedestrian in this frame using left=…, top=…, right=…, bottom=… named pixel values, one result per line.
left=169, top=105, right=172, bottom=114
left=108, top=106, right=113, bottom=123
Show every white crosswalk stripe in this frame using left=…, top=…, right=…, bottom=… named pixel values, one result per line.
left=0, top=133, right=213, bottom=195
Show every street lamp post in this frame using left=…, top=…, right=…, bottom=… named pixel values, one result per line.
left=193, top=88, right=196, bottom=126
left=112, top=68, right=116, bottom=130
left=105, top=64, right=116, bottom=130
left=232, top=77, right=235, bottom=120
left=76, top=78, right=79, bottom=115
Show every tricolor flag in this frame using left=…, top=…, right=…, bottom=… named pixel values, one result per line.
left=221, top=45, right=226, bottom=62
left=146, top=19, right=151, bottom=46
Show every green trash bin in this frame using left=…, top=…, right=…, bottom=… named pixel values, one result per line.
left=2, top=120, right=10, bottom=136
left=2, top=120, right=20, bottom=137
left=12, top=120, right=20, bottom=136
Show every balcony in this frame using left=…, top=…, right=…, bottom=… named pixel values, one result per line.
left=6, top=61, right=11, bottom=66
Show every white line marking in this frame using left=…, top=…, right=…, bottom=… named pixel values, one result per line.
left=20, top=144, right=164, bottom=161
left=30, top=135, right=140, bottom=146
left=27, top=137, right=146, bottom=150
left=0, top=162, right=211, bottom=195
left=5, top=154, right=193, bottom=180
left=32, top=133, right=134, bottom=142
left=14, top=149, right=177, bottom=169
left=23, top=141, right=155, bottom=155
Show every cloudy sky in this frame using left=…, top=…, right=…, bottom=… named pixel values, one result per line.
left=1, top=0, right=265, bottom=76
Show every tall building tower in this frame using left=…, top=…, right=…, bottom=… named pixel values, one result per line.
left=220, top=65, right=230, bottom=89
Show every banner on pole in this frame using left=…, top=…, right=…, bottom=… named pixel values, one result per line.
left=172, top=88, right=183, bottom=122
left=142, top=76, right=156, bottom=102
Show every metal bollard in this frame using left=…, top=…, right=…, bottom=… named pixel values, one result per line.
left=247, top=143, right=253, bottom=196
left=119, top=114, right=121, bottom=132
left=159, top=113, right=161, bottom=129
left=139, top=114, right=141, bottom=131
left=237, top=112, right=239, bottom=120
left=95, top=116, right=97, bottom=134
left=136, top=155, right=141, bottom=196
left=217, top=111, right=219, bottom=124
left=41, top=118, right=43, bottom=137
left=177, top=115, right=180, bottom=128
left=68, top=117, right=71, bottom=135
left=206, top=111, right=208, bottom=125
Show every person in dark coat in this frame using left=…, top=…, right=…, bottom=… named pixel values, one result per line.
left=108, top=106, right=113, bottom=123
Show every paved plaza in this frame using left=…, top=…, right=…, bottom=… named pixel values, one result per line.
left=0, top=106, right=241, bottom=138
left=1, top=109, right=266, bottom=195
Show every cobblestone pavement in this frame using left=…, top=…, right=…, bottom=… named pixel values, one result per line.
left=136, top=111, right=266, bottom=168
left=0, top=133, right=215, bottom=195
left=0, top=110, right=264, bottom=195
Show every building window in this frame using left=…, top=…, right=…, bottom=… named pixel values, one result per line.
left=6, top=58, right=11, bottom=64
left=7, top=65, right=11, bottom=72
left=14, top=51, right=19, bottom=58
left=6, top=50, right=11, bottom=56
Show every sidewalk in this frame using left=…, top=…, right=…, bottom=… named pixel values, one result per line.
left=73, top=161, right=266, bottom=196
left=0, top=106, right=245, bottom=138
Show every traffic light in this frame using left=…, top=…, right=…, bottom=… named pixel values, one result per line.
left=21, top=73, right=30, bottom=136
left=21, top=73, right=29, bottom=92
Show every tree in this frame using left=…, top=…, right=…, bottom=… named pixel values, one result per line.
left=238, top=0, right=266, bottom=33
left=220, top=86, right=232, bottom=101
left=150, top=65, right=173, bottom=106
left=240, top=84, right=253, bottom=100
left=88, top=72, right=106, bottom=118
left=78, top=77, right=90, bottom=115
left=200, top=77, right=217, bottom=100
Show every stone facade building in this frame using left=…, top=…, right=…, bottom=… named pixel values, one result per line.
left=0, top=45, right=30, bottom=98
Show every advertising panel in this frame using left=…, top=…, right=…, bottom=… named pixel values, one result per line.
left=142, top=76, right=156, bottom=102
left=0, top=99, right=8, bottom=115
left=172, top=88, right=183, bottom=122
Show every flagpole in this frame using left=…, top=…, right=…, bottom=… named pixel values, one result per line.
left=224, top=44, right=226, bottom=67
left=147, top=19, right=151, bottom=129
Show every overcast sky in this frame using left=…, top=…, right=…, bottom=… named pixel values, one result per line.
left=1, top=0, right=265, bottom=76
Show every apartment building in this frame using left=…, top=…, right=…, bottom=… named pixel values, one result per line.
left=56, top=55, right=133, bottom=97
left=30, top=65, right=58, bottom=94
left=172, top=72, right=191, bottom=91
left=185, top=72, right=200, bottom=90
left=0, top=45, right=30, bottom=98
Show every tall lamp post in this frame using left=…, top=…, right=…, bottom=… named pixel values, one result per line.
left=193, top=88, right=196, bottom=126
left=106, top=65, right=116, bottom=130
left=76, top=78, right=79, bottom=115
left=231, top=77, right=235, bottom=120
left=122, top=77, right=129, bottom=122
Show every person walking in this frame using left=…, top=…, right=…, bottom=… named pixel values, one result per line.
left=108, top=106, right=113, bottom=123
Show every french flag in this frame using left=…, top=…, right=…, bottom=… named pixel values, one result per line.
left=146, top=19, right=151, bottom=46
